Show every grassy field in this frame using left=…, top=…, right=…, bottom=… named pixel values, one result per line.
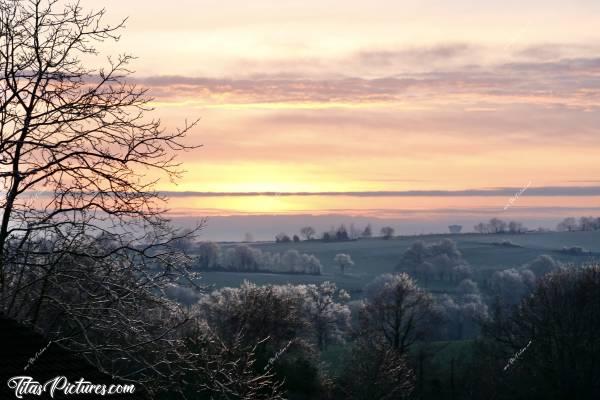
left=197, top=231, right=600, bottom=295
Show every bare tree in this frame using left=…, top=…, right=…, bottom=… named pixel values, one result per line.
left=557, top=217, right=578, bottom=232
left=0, top=1, right=292, bottom=398
left=338, top=338, right=414, bottom=400
left=0, top=0, right=201, bottom=275
left=380, top=226, right=395, bottom=240
left=361, top=273, right=438, bottom=354
left=473, top=222, right=488, bottom=234
left=488, top=218, right=507, bottom=234
left=579, top=216, right=598, bottom=231
left=507, top=221, right=525, bottom=233
left=300, top=226, right=316, bottom=241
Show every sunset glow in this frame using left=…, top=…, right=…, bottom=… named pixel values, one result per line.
left=77, top=0, right=600, bottom=218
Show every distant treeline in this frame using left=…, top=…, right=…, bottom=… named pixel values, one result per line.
left=275, top=223, right=395, bottom=243
left=472, top=216, right=600, bottom=234
left=473, top=218, right=528, bottom=234
left=556, top=216, right=600, bottom=232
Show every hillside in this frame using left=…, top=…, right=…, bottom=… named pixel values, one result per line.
left=196, top=230, right=600, bottom=295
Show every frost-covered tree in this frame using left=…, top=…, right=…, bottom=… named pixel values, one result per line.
left=525, top=254, right=560, bottom=278
left=302, top=281, right=351, bottom=350
left=221, top=245, right=260, bottom=272
left=437, top=279, right=488, bottom=339
left=281, top=249, right=320, bottom=274
left=197, top=281, right=307, bottom=349
left=490, top=268, right=535, bottom=305
left=205, top=245, right=322, bottom=275
left=334, top=253, right=354, bottom=274
left=196, top=281, right=347, bottom=398
left=397, top=239, right=470, bottom=285
left=196, top=241, right=221, bottom=270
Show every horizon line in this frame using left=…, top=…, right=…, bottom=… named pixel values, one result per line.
left=159, top=186, right=600, bottom=197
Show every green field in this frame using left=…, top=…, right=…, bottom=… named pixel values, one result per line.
left=197, top=231, right=600, bottom=295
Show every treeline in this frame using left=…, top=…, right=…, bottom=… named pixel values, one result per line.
left=473, top=216, right=600, bottom=234
left=276, top=223, right=396, bottom=243
left=557, top=216, right=600, bottom=231
left=195, top=242, right=322, bottom=275
left=473, top=218, right=527, bottom=234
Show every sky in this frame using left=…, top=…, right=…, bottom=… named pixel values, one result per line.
left=77, top=1, right=600, bottom=231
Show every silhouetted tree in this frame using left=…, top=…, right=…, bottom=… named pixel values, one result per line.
left=300, top=226, right=316, bottom=240
left=508, top=221, right=526, bottom=233
left=557, top=217, right=578, bottom=232
left=489, top=218, right=507, bottom=233
left=381, top=226, right=395, bottom=240
left=0, top=0, right=212, bottom=395
left=275, top=233, right=291, bottom=243
left=362, top=224, right=373, bottom=238
left=448, top=225, right=463, bottom=234
left=474, top=222, right=489, bottom=234
left=336, top=224, right=350, bottom=241
left=361, top=274, right=439, bottom=354
left=482, top=266, right=600, bottom=400
left=337, top=339, right=414, bottom=400
left=579, top=216, right=598, bottom=231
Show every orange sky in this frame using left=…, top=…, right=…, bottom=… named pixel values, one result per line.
left=78, top=1, right=600, bottom=214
